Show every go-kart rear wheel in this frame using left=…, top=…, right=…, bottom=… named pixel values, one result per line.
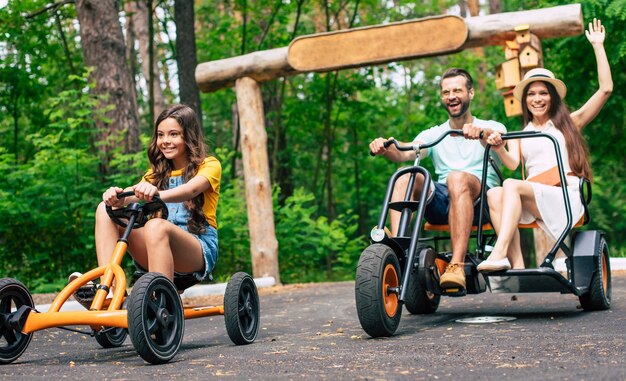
left=579, top=236, right=611, bottom=311
left=404, top=246, right=440, bottom=314
left=355, top=244, right=402, bottom=337
left=94, top=327, right=128, bottom=348
left=0, top=278, right=34, bottom=364
left=127, top=273, right=184, bottom=364
left=224, top=272, right=260, bottom=345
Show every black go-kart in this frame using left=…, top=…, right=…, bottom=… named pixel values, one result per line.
left=356, top=129, right=610, bottom=338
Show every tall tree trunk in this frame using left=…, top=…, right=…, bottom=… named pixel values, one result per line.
left=125, top=0, right=165, bottom=121
left=75, top=0, right=141, bottom=172
left=174, top=0, right=203, bottom=124
left=124, top=2, right=139, bottom=104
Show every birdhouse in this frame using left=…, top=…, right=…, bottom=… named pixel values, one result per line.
left=515, top=24, right=531, bottom=45
left=503, top=89, right=522, bottom=117
left=519, top=44, right=543, bottom=69
left=495, top=59, right=521, bottom=90
left=504, top=40, right=519, bottom=60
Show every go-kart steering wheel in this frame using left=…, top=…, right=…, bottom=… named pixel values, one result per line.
left=105, top=191, right=169, bottom=228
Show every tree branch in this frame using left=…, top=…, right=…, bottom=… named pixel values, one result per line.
left=25, top=0, right=75, bottom=19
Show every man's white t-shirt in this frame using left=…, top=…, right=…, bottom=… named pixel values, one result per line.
left=414, top=118, right=507, bottom=189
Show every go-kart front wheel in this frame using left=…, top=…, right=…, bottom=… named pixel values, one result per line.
left=0, top=278, right=34, bottom=364
left=224, top=272, right=260, bottom=345
left=127, top=273, right=184, bottom=364
left=355, top=244, right=402, bottom=337
left=579, top=236, right=611, bottom=311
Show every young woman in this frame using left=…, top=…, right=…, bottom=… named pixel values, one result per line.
left=72, top=104, right=221, bottom=306
left=477, top=18, right=612, bottom=272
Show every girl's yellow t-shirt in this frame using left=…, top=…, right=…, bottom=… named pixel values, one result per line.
left=142, top=156, right=222, bottom=228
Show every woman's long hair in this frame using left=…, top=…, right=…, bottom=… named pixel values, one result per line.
left=521, top=82, right=592, bottom=180
left=146, top=104, right=208, bottom=234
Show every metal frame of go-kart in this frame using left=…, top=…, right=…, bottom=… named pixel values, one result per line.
left=355, top=129, right=611, bottom=338
left=0, top=192, right=260, bottom=365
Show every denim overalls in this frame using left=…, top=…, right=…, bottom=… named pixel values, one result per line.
left=165, top=175, right=218, bottom=281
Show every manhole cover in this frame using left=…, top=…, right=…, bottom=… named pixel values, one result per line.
left=455, top=316, right=517, bottom=324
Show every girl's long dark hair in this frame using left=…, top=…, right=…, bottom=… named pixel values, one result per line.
left=146, top=104, right=208, bottom=234
left=521, top=81, right=592, bottom=180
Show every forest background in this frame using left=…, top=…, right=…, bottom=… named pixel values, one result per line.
left=0, top=0, right=624, bottom=293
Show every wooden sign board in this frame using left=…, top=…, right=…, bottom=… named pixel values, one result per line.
left=288, top=15, right=468, bottom=72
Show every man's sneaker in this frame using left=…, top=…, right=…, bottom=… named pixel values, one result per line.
left=68, top=272, right=96, bottom=310
left=439, top=263, right=466, bottom=289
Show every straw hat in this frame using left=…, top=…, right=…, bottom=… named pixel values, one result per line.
left=513, top=68, right=567, bottom=101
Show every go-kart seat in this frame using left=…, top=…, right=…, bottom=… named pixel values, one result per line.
left=425, top=177, right=591, bottom=232
left=132, top=270, right=209, bottom=292
left=424, top=222, right=494, bottom=231
left=423, top=195, right=494, bottom=232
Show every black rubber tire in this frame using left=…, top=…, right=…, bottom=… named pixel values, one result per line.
left=0, top=278, right=34, bottom=364
left=404, top=246, right=440, bottom=314
left=127, top=273, right=184, bottom=364
left=94, top=327, right=128, bottom=348
left=579, top=236, right=611, bottom=311
left=355, top=244, right=402, bottom=337
left=224, top=272, right=260, bottom=345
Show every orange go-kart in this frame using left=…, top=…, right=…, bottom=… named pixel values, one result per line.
left=0, top=191, right=260, bottom=364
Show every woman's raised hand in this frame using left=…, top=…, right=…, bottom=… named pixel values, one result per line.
left=585, top=18, right=606, bottom=46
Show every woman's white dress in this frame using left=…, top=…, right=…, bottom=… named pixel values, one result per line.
left=519, top=121, right=584, bottom=241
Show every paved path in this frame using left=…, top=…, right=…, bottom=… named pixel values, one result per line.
left=4, top=275, right=626, bottom=380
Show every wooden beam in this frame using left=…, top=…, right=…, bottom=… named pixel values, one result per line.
left=234, top=77, right=280, bottom=283
left=197, top=47, right=299, bottom=92
left=463, top=3, right=583, bottom=48
left=196, top=4, right=583, bottom=93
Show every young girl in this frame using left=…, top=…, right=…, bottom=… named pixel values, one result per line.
left=477, top=18, right=612, bottom=272
left=73, top=104, right=221, bottom=305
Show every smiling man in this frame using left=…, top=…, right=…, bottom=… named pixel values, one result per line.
left=369, top=68, right=506, bottom=293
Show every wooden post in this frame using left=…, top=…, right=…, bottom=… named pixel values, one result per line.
left=234, top=77, right=280, bottom=283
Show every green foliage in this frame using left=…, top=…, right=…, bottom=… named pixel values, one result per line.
left=0, top=69, right=104, bottom=289
left=275, top=188, right=365, bottom=283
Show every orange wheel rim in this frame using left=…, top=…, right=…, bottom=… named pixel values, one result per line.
left=383, top=263, right=399, bottom=317
left=601, top=251, right=608, bottom=292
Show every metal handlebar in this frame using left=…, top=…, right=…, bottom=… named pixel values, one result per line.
left=370, top=129, right=464, bottom=156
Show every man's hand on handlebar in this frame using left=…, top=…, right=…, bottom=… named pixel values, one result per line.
left=369, top=137, right=394, bottom=156
left=462, top=123, right=483, bottom=140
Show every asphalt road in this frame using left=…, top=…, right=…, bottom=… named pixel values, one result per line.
left=3, top=276, right=626, bottom=380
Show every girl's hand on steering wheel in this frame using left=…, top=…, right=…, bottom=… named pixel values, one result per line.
left=133, top=182, right=159, bottom=201
left=103, top=186, right=125, bottom=207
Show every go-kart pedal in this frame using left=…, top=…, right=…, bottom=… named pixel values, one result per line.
left=68, top=272, right=97, bottom=310
left=441, top=286, right=467, bottom=297
left=69, top=272, right=127, bottom=310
